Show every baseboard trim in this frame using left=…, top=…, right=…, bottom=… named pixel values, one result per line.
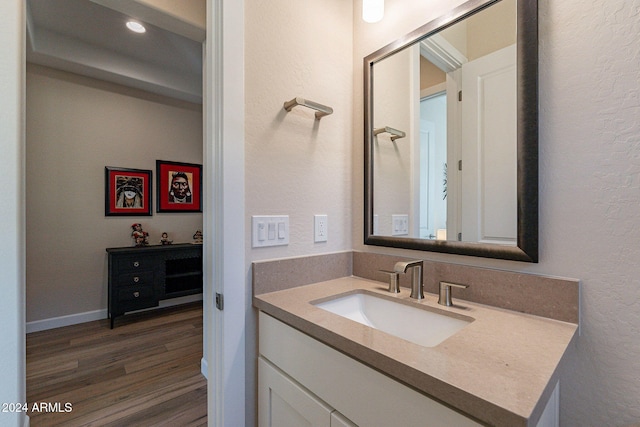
left=26, top=309, right=107, bottom=333
left=26, top=294, right=203, bottom=333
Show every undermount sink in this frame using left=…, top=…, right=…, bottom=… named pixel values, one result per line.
left=313, top=291, right=472, bottom=347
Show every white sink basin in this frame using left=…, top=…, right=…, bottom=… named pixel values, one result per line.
left=313, top=291, right=472, bottom=347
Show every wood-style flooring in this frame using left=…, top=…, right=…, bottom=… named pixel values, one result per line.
left=26, top=302, right=207, bottom=427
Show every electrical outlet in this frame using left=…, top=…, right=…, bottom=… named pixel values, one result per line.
left=314, top=214, right=328, bottom=242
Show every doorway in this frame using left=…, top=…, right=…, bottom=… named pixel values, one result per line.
left=24, top=0, right=207, bottom=424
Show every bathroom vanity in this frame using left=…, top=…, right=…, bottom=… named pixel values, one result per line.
left=254, top=0, right=558, bottom=421
left=254, top=276, right=577, bottom=427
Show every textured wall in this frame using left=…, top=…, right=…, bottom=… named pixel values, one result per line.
left=373, top=47, right=413, bottom=236
left=26, top=65, right=203, bottom=322
left=244, top=0, right=354, bottom=261
left=538, top=0, right=640, bottom=423
left=354, top=0, right=640, bottom=425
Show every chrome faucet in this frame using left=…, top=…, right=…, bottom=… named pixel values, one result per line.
left=394, top=260, right=424, bottom=300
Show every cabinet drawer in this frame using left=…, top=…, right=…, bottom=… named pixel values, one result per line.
left=116, top=271, right=154, bottom=287
left=116, top=284, right=158, bottom=313
left=116, top=256, right=156, bottom=272
left=118, top=284, right=155, bottom=302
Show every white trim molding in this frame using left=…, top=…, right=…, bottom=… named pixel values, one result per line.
left=26, top=294, right=203, bottom=333
left=205, top=0, right=246, bottom=425
left=420, top=34, right=467, bottom=73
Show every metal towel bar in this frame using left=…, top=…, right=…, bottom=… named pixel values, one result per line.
left=374, top=126, right=406, bottom=141
left=283, top=97, right=333, bottom=119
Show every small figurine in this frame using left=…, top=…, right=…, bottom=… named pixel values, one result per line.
left=192, top=229, right=203, bottom=244
left=131, top=223, right=149, bottom=247
left=160, top=232, right=173, bottom=245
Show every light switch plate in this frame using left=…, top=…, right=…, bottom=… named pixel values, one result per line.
left=252, top=215, right=289, bottom=247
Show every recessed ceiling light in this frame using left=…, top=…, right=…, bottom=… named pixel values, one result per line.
left=126, top=21, right=146, bottom=34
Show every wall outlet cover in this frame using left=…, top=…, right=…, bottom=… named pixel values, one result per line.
left=314, top=214, right=328, bottom=242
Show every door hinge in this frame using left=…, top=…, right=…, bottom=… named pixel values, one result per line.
left=216, top=293, right=224, bottom=310
left=458, top=90, right=462, bottom=101
left=458, top=159, right=462, bottom=171
left=458, top=232, right=462, bottom=241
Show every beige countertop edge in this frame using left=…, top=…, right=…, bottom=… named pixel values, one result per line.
left=253, top=276, right=578, bottom=427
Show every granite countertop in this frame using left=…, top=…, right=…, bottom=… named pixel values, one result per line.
left=253, top=276, right=578, bottom=427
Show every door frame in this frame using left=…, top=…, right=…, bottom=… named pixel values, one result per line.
left=205, top=0, right=246, bottom=426
left=1, top=1, right=26, bottom=426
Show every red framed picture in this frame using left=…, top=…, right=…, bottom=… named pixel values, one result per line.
left=156, top=160, right=202, bottom=213
left=105, top=167, right=152, bottom=216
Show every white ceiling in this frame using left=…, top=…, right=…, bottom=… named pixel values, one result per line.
left=26, top=0, right=204, bottom=104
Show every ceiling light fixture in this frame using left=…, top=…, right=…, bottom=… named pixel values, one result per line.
left=126, top=20, right=146, bottom=34
left=363, top=0, right=384, bottom=23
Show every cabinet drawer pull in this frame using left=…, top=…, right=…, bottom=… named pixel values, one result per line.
left=133, top=291, right=140, bottom=298
left=133, top=261, right=140, bottom=268
left=133, top=276, right=140, bottom=283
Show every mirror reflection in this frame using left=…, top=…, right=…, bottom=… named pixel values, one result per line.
left=372, top=0, right=517, bottom=245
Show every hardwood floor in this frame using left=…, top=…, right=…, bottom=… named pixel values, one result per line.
left=26, top=302, right=207, bottom=427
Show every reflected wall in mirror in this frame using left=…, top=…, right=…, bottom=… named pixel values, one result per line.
left=364, top=0, right=538, bottom=262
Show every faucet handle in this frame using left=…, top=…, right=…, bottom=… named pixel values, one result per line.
left=379, top=270, right=400, bottom=293
left=438, top=282, right=469, bottom=306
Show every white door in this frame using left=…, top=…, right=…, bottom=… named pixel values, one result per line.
left=419, top=119, right=436, bottom=239
left=419, top=93, right=448, bottom=239
left=460, top=44, right=517, bottom=245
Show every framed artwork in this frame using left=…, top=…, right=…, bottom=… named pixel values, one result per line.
left=156, top=160, right=202, bottom=213
left=105, top=167, right=152, bottom=216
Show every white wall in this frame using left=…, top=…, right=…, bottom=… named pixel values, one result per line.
left=537, top=0, right=640, bottom=422
left=26, top=64, right=203, bottom=323
left=372, top=47, right=413, bottom=236
left=244, top=0, right=353, bottom=424
left=244, top=0, right=354, bottom=261
left=354, top=0, right=640, bottom=425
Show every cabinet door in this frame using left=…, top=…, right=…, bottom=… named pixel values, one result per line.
left=260, top=312, right=482, bottom=427
left=259, top=357, right=332, bottom=427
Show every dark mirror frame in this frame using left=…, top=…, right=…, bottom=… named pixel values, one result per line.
left=364, top=0, right=538, bottom=262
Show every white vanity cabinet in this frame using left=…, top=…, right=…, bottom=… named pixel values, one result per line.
left=259, top=357, right=356, bottom=427
left=258, top=312, right=481, bottom=427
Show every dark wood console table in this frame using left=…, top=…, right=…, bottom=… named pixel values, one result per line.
left=106, top=243, right=203, bottom=328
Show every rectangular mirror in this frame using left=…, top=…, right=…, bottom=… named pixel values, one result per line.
left=364, top=0, right=538, bottom=262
